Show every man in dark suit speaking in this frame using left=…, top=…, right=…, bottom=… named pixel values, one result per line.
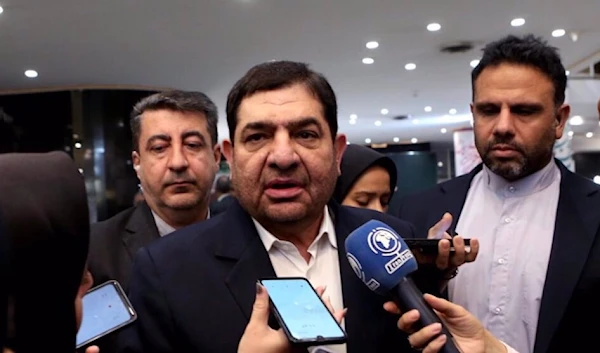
left=119, top=61, right=476, bottom=353
left=398, top=35, right=600, bottom=353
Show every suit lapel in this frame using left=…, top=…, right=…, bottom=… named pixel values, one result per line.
left=218, top=201, right=276, bottom=320
left=332, top=203, right=392, bottom=353
left=434, top=165, right=482, bottom=234
left=122, top=202, right=161, bottom=260
left=534, top=166, right=600, bottom=353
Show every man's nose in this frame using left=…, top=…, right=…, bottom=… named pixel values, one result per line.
left=267, top=132, right=300, bottom=170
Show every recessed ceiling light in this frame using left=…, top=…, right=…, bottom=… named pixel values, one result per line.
left=586, top=132, right=593, bottom=138
left=346, top=141, right=351, bottom=145
left=566, top=70, right=570, bottom=76
left=470, top=59, right=480, bottom=68
left=424, top=106, right=432, bottom=112
left=366, top=41, right=379, bottom=49
left=362, top=57, right=374, bottom=65
left=380, top=108, right=389, bottom=115
left=74, top=142, right=82, bottom=149
left=365, top=138, right=372, bottom=143
left=437, top=161, right=444, bottom=167
left=411, top=138, right=418, bottom=143
left=350, top=114, right=357, bottom=120
left=349, top=120, right=356, bottom=125
left=427, top=23, right=441, bottom=32
left=569, top=115, right=584, bottom=125
left=568, top=130, right=574, bottom=137
left=0, top=6, right=4, bottom=14
left=594, top=175, right=600, bottom=185
left=412, top=119, right=420, bottom=124
left=449, top=108, right=457, bottom=115
left=374, top=120, right=382, bottom=126
left=24, top=70, right=38, bottom=78
left=552, top=29, right=566, bottom=37
left=405, top=63, right=416, bottom=71
left=441, top=128, right=447, bottom=134
left=393, top=137, right=400, bottom=143
left=511, top=18, right=525, bottom=27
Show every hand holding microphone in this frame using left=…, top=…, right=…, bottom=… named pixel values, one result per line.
left=345, top=220, right=462, bottom=353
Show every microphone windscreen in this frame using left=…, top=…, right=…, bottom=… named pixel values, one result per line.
left=345, top=220, right=418, bottom=295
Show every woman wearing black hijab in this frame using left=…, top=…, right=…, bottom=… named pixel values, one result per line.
left=333, top=144, right=397, bottom=213
left=0, top=152, right=94, bottom=353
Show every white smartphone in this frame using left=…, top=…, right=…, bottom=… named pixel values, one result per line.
left=76, top=280, right=137, bottom=349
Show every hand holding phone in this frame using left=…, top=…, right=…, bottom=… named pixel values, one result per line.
left=76, top=280, right=137, bottom=349
left=259, top=277, right=347, bottom=346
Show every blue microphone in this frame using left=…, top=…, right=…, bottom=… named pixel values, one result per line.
left=345, top=220, right=461, bottom=353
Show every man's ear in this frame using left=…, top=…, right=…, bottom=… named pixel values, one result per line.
left=213, top=144, right=222, bottom=173
left=132, top=151, right=141, bottom=176
left=333, top=134, right=347, bottom=176
left=555, top=104, right=570, bottom=140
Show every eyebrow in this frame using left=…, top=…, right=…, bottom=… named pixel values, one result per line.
left=474, top=101, right=545, bottom=112
left=145, top=131, right=207, bottom=149
left=241, top=117, right=323, bottom=135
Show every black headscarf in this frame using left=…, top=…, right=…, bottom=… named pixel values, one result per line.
left=333, top=144, right=398, bottom=203
left=0, top=151, right=90, bottom=352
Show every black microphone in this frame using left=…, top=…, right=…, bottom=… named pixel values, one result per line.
left=345, top=220, right=461, bottom=353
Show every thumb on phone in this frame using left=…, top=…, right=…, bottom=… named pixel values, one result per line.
left=248, top=282, right=270, bottom=326
left=428, top=213, right=453, bottom=239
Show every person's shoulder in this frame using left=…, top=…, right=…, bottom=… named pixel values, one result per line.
left=340, top=206, right=415, bottom=235
left=144, top=213, right=223, bottom=261
left=91, top=206, right=138, bottom=236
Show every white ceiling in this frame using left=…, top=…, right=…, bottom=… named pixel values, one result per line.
left=1, top=0, right=599, bottom=145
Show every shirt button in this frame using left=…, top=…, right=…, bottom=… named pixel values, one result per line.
left=498, top=258, right=505, bottom=264
left=494, top=307, right=502, bottom=314
left=504, top=217, right=512, bottom=223
left=508, top=186, right=516, bottom=193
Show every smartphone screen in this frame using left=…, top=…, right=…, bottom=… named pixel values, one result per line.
left=76, top=281, right=136, bottom=348
left=260, top=278, right=346, bottom=344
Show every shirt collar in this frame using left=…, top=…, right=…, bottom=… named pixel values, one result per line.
left=254, top=206, right=337, bottom=252
left=483, top=159, right=559, bottom=197
left=151, top=209, right=210, bottom=237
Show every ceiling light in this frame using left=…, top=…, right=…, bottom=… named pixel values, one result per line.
left=449, top=108, right=457, bottom=115
left=405, top=63, right=416, bottom=71
left=350, top=114, right=357, bottom=120
left=568, top=131, right=574, bottom=137
left=366, top=41, right=379, bottom=49
left=566, top=70, right=570, bottom=76
left=511, top=18, right=525, bottom=27
left=437, top=161, right=444, bottom=168
left=427, top=23, right=441, bottom=32
left=586, top=132, right=593, bottom=138
left=365, top=138, right=372, bottom=143
left=424, top=106, right=432, bottom=112
left=380, top=108, right=389, bottom=115
left=362, top=57, right=374, bottom=65
left=393, top=137, right=400, bottom=143
left=411, top=138, right=418, bottom=143
left=74, top=142, right=82, bottom=149
left=374, top=120, right=382, bottom=126
left=349, top=120, right=356, bottom=125
left=24, top=70, right=38, bottom=78
left=470, top=59, right=480, bottom=68
left=594, top=175, right=600, bottom=185
left=441, top=128, right=447, bottom=134
left=0, top=6, right=3, bottom=14
left=569, top=115, right=584, bottom=125
left=552, top=29, right=566, bottom=38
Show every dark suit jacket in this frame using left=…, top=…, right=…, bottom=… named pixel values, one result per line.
left=118, top=200, right=428, bottom=353
left=397, top=161, right=600, bottom=353
left=88, top=201, right=160, bottom=291
left=209, top=194, right=235, bottom=216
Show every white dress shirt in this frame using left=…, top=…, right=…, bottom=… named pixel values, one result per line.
left=254, top=206, right=346, bottom=353
left=449, top=160, right=561, bottom=353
